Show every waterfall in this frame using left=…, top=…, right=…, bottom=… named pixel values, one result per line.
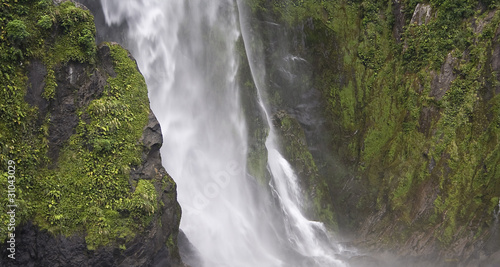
left=236, top=2, right=346, bottom=266
left=100, top=0, right=346, bottom=266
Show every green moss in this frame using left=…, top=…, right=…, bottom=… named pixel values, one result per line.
left=32, top=42, right=151, bottom=249
left=0, top=0, right=47, bottom=238
left=247, top=145, right=268, bottom=184
left=52, top=1, right=96, bottom=63
left=253, top=0, right=500, bottom=248
left=166, top=234, right=175, bottom=250
left=126, top=180, right=158, bottom=221
left=0, top=1, right=159, bottom=251
left=42, top=67, right=56, bottom=100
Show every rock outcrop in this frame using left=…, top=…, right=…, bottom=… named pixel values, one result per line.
left=410, top=3, right=433, bottom=25
left=0, top=1, right=183, bottom=266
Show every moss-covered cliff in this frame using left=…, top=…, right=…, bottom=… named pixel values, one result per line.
left=0, top=1, right=182, bottom=266
left=245, top=0, right=500, bottom=265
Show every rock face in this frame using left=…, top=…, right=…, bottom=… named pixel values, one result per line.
left=430, top=53, right=457, bottom=100
left=0, top=1, right=183, bottom=266
left=1, top=43, right=183, bottom=267
left=244, top=0, right=500, bottom=265
left=410, top=3, right=433, bottom=25
left=26, top=48, right=109, bottom=162
left=392, top=0, right=405, bottom=42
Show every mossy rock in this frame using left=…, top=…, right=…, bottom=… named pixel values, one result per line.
left=0, top=1, right=182, bottom=266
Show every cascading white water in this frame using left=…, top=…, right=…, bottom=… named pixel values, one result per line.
left=236, top=2, right=346, bottom=266
left=101, top=0, right=346, bottom=266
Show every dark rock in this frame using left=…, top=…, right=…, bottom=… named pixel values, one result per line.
left=46, top=51, right=107, bottom=162
left=130, top=111, right=164, bottom=188
left=410, top=4, right=433, bottom=26
left=25, top=60, right=48, bottom=119
left=492, top=42, right=500, bottom=78
left=430, top=53, right=457, bottom=100
left=418, top=106, right=440, bottom=137
left=392, top=0, right=405, bottom=43
left=24, top=45, right=112, bottom=163
left=97, top=44, right=117, bottom=78
left=245, top=2, right=500, bottom=266
left=0, top=211, right=182, bottom=267
left=1, top=42, right=184, bottom=266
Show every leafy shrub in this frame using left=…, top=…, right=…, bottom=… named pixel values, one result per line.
left=126, top=180, right=158, bottom=219
left=37, top=0, right=51, bottom=8
left=6, top=19, right=30, bottom=43
left=52, top=1, right=96, bottom=62
left=37, top=15, right=53, bottom=30
left=42, top=68, right=57, bottom=99
left=56, top=1, right=90, bottom=32
left=78, top=28, right=96, bottom=56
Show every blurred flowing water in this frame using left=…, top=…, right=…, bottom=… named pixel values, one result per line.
left=100, top=0, right=346, bottom=266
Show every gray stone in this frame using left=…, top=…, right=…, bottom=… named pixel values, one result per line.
left=430, top=53, right=457, bottom=100
left=410, top=4, right=433, bottom=26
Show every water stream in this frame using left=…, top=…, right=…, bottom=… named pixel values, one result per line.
left=100, top=0, right=346, bottom=266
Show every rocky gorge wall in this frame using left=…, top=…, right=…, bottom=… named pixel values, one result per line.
left=244, top=0, right=500, bottom=265
left=0, top=1, right=183, bottom=266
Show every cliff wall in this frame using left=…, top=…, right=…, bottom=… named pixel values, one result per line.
left=0, top=1, right=182, bottom=266
left=245, top=0, right=500, bottom=265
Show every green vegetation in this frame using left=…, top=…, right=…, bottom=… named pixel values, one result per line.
left=0, top=0, right=169, bottom=251
left=34, top=42, right=153, bottom=250
left=247, top=0, right=500, bottom=249
left=37, top=14, right=52, bottom=30
left=6, top=19, right=30, bottom=42
left=275, top=112, right=338, bottom=229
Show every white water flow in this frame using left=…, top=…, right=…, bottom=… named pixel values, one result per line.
left=101, top=0, right=345, bottom=266
left=236, top=2, right=346, bottom=266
